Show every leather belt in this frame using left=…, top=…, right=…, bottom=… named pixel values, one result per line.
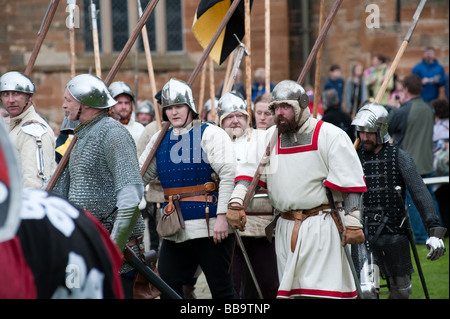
left=280, top=204, right=331, bottom=252
left=163, top=182, right=218, bottom=238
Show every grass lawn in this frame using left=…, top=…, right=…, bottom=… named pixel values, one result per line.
left=379, top=237, right=449, bottom=299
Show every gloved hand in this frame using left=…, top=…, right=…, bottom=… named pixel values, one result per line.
left=342, top=209, right=364, bottom=246
left=226, top=203, right=247, bottom=232
left=110, top=206, right=141, bottom=250
left=425, top=227, right=447, bottom=261
left=342, top=226, right=365, bottom=246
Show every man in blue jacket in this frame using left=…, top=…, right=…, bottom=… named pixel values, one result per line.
left=412, top=47, right=446, bottom=103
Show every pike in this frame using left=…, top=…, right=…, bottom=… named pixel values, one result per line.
left=395, top=186, right=430, bottom=299
left=24, top=0, right=60, bottom=76
left=354, top=0, right=427, bottom=149
left=46, top=0, right=159, bottom=192
left=67, top=0, right=77, bottom=78
left=89, top=0, right=102, bottom=78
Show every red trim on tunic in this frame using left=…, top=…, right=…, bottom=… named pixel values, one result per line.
left=235, top=175, right=267, bottom=189
left=277, top=288, right=358, bottom=299
left=276, top=120, right=323, bottom=154
left=324, top=178, right=367, bottom=193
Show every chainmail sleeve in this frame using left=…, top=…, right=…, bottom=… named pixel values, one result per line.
left=397, top=148, right=441, bottom=229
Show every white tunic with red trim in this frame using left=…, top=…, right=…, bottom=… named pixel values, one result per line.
left=261, top=118, right=366, bottom=299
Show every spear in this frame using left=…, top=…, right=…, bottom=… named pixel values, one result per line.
left=68, top=0, right=77, bottom=78
left=24, top=0, right=60, bottom=76
left=354, top=0, right=427, bottom=149
left=89, top=0, right=102, bottom=78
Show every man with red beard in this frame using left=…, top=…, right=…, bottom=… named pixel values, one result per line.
left=352, top=102, right=446, bottom=299
left=227, top=80, right=367, bottom=299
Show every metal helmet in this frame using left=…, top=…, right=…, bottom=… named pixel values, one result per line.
left=0, top=71, right=35, bottom=94
left=136, top=100, right=155, bottom=117
left=203, top=98, right=219, bottom=114
left=67, top=74, right=117, bottom=109
left=268, top=80, right=309, bottom=112
left=217, top=91, right=248, bottom=127
left=352, top=102, right=390, bottom=144
left=108, top=81, right=135, bottom=105
left=161, top=78, right=197, bottom=121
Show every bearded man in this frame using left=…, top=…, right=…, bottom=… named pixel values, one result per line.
left=227, top=80, right=367, bottom=299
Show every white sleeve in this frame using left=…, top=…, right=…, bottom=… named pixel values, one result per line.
left=201, top=124, right=236, bottom=214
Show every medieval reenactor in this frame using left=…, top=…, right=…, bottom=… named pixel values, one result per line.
left=227, top=80, right=367, bottom=299
left=139, top=78, right=238, bottom=299
left=352, top=102, right=446, bottom=298
left=218, top=91, right=278, bottom=299
left=0, top=71, right=56, bottom=189
left=108, top=81, right=145, bottom=144
left=52, top=74, right=145, bottom=298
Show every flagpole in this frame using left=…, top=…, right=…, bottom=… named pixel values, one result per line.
left=25, top=0, right=60, bottom=77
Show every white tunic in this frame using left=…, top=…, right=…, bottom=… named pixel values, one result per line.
left=231, top=117, right=367, bottom=298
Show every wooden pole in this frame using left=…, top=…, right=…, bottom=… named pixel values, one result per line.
left=264, top=0, right=270, bottom=95
left=24, top=0, right=60, bottom=76
left=104, top=0, right=159, bottom=86
left=354, top=0, right=427, bottom=149
left=138, top=0, right=162, bottom=130
left=90, top=0, right=102, bottom=78
left=68, top=1, right=76, bottom=78
left=209, top=57, right=217, bottom=124
left=313, top=0, right=326, bottom=119
left=198, top=63, right=207, bottom=117
left=297, top=0, right=343, bottom=85
left=244, top=0, right=252, bottom=126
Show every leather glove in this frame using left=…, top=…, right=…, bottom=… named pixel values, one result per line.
left=226, top=203, right=247, bottom=232
left=341, top=226, right=365, bottom=246
left=110, top=206, right=141, bottom=250
left=426, top=227, right=447, bottom=261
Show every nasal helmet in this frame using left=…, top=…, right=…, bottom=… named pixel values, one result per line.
left=352, top=102, right=390, bottom=144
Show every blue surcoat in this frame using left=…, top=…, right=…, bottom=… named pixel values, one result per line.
left=156, top=123, right=218, bottom=220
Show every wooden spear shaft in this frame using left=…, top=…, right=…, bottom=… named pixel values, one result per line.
left=138, top=0, right=162, bottom=130
left=354, top=0, right=427, bottom=149
left=25, top=0, right=60, bottom=76
left=313, top=0, right=325, bottom=119
left=104, top=0, right=159, bottom=86
left=245, top=0, right=252, bottom=126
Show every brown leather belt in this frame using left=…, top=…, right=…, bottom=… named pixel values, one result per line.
left=280, top=204, right=331, bottom=252
left=163, top=182, right=218, bottom=237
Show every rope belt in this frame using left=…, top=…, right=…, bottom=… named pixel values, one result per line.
left=279, top=204, right=332, bottom=252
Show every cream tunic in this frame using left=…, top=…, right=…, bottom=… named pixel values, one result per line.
left=9, top=105, right=56, bottom=189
